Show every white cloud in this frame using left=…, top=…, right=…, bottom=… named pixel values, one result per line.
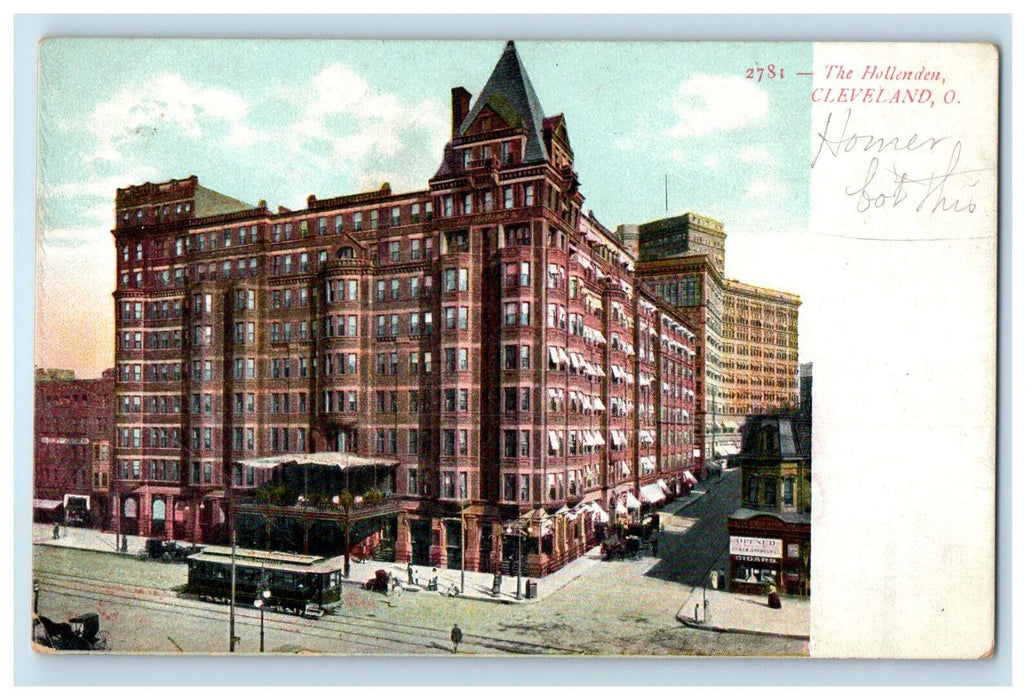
left=667, top=74, right=769, bottom=139
left=738, top=145, right=774, bottom=165
left=746, top=178, right=783, bottom=200
left=290, top=64, right=448, bottom=185
left=86, top=74, right=259, bottom=163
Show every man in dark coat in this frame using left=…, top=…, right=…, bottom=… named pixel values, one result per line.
left=450, top=623, right=463, bottom=653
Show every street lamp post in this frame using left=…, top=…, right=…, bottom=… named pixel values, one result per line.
left=254, top=587, right=271, bottom=652
left=460, top=499, right=465, bottom=594
left=506, top=523, right=525, bottom=600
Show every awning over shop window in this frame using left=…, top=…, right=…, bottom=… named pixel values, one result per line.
left=657, top=478, right=672, bottom=494
left=639, top=484, right=665, bottom=505
left=682, top=470, right=699, bottom=485
left=624, top=493, right=641, bottom=510
left=33, top=499, right=63, bottom=511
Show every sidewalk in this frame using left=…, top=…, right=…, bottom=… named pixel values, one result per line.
left=31, top=522, right=602, bottom=605
left=669, top=469, right=809, bottom=640
left=676, top=586, right=810, bottom=640
left=343, top=548, right=603, bottom=605
left=32, top=522, right=150, bottom=557
left=31, top=478, right=742, bottom=613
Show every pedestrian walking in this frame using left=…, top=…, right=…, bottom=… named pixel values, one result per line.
left=407, top=561, right=414, bottom=585
left=450, top=623, right=463, bottom=653
left=53, top=524, right=60, bottom=540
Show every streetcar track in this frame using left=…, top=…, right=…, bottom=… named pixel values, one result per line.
left=36, top=579, right=433, bottom=655
left=35, top=567, right=581, bottom=654
left=36, top=572, right=562, bottom=655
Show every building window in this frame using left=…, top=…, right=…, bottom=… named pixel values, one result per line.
left=783, top=477, right=795, bottom=506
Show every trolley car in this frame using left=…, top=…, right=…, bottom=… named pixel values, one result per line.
left=186, top=546, right=344, bottom=615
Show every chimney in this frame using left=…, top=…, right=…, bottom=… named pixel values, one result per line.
left=451, top=87, right=472, bottom=137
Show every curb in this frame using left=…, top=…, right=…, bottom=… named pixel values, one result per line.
left=344, top=577, right=541, bottom=605
left=676, top=612, right=810, bottom=641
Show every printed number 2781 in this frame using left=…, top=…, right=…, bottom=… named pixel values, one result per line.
left=746, top=65, right=786, bottom=82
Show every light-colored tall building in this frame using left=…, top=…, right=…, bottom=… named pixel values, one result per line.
left=623, top=213, right=801, bottom=467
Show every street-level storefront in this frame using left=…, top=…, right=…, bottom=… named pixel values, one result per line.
left=727, top=508, right=810, bottom=596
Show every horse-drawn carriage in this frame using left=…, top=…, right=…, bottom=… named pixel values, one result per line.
left=33, top=612, right=109, bottom=651
left=138, top=538, right=201, bottom=563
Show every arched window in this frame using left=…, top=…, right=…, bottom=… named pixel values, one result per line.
left=123, top=497, right=137, bottom=518
left=152, top=497, right=167, bottom=522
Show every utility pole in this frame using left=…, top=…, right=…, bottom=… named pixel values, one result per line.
left=460, top=498, right=466, bottom=593
left=229, top=529, right=237, bottom=652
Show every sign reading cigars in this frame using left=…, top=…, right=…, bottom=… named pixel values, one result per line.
left=730, top=536, right=783, bottom=559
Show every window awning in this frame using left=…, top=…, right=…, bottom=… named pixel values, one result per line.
left=621, top=460, right=631, bottom=477
left=33, top=499, right=63, bottom=511
left=610, top=429, right=621, bottom=444
left=548, top=347, right=560, bottom=364
left=682, top=470, right=699, bottom=485
left=593, top=397, right=605, bottom=411
left=639, top=484, right=665, bottom=505
left=657, top=478, right=672, bottom=495
left=624, top=493, right=641, bottom=509
left=557, top=347, right=569, bottom=366
left=548, top=431, right=561, bottom=451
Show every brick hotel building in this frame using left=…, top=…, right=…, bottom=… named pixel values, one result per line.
left=110, top=42, right=700, bottom=575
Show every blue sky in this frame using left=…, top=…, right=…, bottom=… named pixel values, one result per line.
left=36, top=39, right=813, bottom=376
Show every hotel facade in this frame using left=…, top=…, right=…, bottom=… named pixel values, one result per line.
left=109, top=42, right=701, bottom=576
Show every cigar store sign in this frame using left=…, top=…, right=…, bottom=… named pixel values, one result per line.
left=730, top=536, right=783, bottom=559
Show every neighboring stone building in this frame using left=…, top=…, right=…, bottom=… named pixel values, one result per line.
left=624, top=211, right=801, bottom=467
left=726, top=370, right=812, bottom=597
left=109, top=41, right=700, bottom=576
left=34, top=368, right=115, bottom=526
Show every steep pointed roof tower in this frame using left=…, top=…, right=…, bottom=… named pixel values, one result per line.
left=458, top=40, right=549, bottom=163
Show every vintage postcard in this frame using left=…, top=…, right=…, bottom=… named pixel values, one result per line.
left=31, top=38, right=998, bottom=659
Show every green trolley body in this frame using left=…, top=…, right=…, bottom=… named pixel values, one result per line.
left=186, top=546, right=344, bottom=615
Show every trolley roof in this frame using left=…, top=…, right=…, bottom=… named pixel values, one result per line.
left=187, top=546, right=345, bottom=574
